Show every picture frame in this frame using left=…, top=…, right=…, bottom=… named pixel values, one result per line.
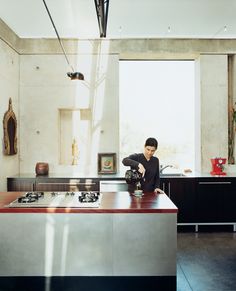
left=98, top=153, right=117, bottom=174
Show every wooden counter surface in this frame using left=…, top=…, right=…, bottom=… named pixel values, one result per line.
left=0, top=191, right=177, bottom=214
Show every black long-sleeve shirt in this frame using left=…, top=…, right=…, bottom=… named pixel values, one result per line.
left=122, top=153, right=160, bottom=192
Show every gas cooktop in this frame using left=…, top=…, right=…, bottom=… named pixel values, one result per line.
left=7, top=191, right=102, bottom=208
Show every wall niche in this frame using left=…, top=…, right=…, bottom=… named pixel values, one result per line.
left=59, top=108, right=91, bottom=165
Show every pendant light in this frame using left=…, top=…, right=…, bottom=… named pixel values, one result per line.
left=42, top=0, right=84, bottom=80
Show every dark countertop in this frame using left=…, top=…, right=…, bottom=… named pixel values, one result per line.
left=0, top=191, right=178, bottom=214
left=7, top=173, right=126, bottom=179
left=7, top=171, right=236, bottom=179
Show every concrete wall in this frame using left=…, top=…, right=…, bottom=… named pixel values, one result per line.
left=19, top=52, right=119, bottom=174
left=199, top=55, right=228, bottom=172
left=0, top=36, right=19, bottom=190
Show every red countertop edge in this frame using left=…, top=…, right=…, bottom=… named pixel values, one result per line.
left=0, top=191, right=178, bottom=214
left=0, top=208, right=177, bottom=214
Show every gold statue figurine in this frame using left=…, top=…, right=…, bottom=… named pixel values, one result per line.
left=72, top=138, right=79, bottom=165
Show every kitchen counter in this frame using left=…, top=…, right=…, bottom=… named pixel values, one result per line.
left=8, top=172, right=236, bottom=193
left=7, top=173, right=127, bottom=179
left=0, top=191, right=177, bottom=291
left=0, top=191, right=177, bottom=213
left=7, top=171, right=236, bottom=178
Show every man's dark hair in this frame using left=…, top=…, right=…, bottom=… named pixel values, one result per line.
left=145, top=137, right=158, bottom=149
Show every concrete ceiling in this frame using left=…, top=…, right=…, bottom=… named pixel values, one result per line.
left=0, top=0, right=236, bottom=39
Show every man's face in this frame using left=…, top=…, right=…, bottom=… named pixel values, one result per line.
left=144, top=146, right=156, bottom=159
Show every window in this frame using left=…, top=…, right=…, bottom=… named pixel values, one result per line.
left=119, top=60, right=195, bottom=173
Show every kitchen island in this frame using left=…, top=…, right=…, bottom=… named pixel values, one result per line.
left=0, top=191, right=177, bottom=291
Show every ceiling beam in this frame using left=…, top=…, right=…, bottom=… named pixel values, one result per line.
left=94, top=0, right=109, bottom=37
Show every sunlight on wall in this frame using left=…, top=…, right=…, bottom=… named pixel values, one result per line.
left=90, top=53, right=109, bottom=173
left=59, top=50, right=110, bottom=174
left=119, top=60, right=195, bottom=172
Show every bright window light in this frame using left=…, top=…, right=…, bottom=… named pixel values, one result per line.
left=119, top=60, right=195, bottom=173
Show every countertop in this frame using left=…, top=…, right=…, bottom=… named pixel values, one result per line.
left=0, top=191, right=178, bottom=214
left=7, top=173, right=126, bottom=179
left=7, top=171, right=236, bottom=179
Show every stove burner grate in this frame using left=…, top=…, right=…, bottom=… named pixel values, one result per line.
left=8, top=191, right=101, bottom=208
left=79, top=191, right=100, bottom=203
left=26, top=192, right=44, bottom=199
left=17, top=192, right=44, bottom=203
left=18, top=196, right=37, bottom=203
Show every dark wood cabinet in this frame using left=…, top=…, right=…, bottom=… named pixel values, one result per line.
left=35, top=178, right=99, bottom=192
left=196, top=178, right=236, bottom=223
left=160, top=176, right=236, bottom=227
left=7, top=178, right=35, bottom=191
left=221, top=181, right=236, bottom=222
left=160, top=177, right=196, bottom=223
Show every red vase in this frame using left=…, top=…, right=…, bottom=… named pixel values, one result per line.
left=35, top=162, right=49, bottom=176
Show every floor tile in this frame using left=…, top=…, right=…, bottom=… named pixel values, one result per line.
left=177, top=232, right=236, bottom=291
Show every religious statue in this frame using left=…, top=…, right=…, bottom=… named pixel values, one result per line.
left=72, top=138, right=79, bottom=165
left=3, top=98, right=17, bottom=155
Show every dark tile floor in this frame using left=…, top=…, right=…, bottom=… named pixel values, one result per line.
left=177, top=232, right=236, bottom=291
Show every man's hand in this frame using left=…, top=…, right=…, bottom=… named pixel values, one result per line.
left=154, top=188, right=165, bottom=194
left=138, top=163, right=146, bottom=177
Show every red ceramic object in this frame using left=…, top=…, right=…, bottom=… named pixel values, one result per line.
left=35, top=162, right=49, bottom=176
left=210, top=158, right=226, bottom=175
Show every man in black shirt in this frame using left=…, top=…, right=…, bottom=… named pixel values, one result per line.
left=122, top=137, right=163, bottom=193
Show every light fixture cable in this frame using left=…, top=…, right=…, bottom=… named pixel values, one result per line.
left=42, top=0, right=84, bottom=80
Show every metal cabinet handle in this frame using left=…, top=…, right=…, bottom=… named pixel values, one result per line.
left=37, top=182, right=97, bottom=185
left=162, top=183, right=165, bottom=192
left=168, top=182, right=171, bottom=197
left=198, top=182, right=231, bottom=185
left=162, top=182, right=171, bottom=196
left=100, top=181, right=126, bottom=185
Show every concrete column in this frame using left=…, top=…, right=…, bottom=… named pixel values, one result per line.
left=197, top=55, right=228, bottom=172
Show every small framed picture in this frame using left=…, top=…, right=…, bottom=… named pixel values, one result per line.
left=98, top=153, right=117, bottom=174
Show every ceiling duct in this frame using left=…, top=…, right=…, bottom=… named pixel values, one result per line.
left=94, top=0, right=109, bottom=37
left=42, top=0, right=84, bottom=80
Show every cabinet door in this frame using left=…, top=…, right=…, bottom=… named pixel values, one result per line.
left=160, top=178, right=196, bottom=223
left=100, top=180, right=128, bottom=191
left=7, top=178, right=35, bottom=191
left=35, top=178, right=99, bottom=191
left=196, top=179, right=234, bottom=222
left=169, top=178, right=196, bottom=223
left=160, top=178, right=169, bottom=194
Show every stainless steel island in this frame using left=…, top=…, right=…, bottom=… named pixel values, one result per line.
left=0, top=191, right=178, bottom=291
